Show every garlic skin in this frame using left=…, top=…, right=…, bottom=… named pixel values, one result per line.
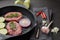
left=51, top=27, right=59, bottom=33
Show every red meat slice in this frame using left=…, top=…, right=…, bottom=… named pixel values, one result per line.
left=6, top=21, right=22, bottom=36
left=5, top=12, right=22, bottom=21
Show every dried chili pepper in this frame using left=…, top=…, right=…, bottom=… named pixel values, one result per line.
left=36, top=11, right=42, bottom=16
left=36, top=11, right=47, bottom=19
left=41, top=12, right=47, bottom=19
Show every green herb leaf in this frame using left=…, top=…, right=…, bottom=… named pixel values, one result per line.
left=6, top=13, right=19, bottom=18
left=10, top=22, right=16, bottom=30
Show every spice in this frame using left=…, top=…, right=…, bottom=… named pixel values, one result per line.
left=6, top=13, right=19, bottom=18
left=10, top=22, right=16, bottom=30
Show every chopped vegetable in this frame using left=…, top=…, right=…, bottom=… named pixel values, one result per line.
left=51, top=27, right=59, bottom=33
left=0, top=17, right=5, bottom=22
left=0, top=29, right=7, bottom=35
left=0, top=23, right=5, bottom=28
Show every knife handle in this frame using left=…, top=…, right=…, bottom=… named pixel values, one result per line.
left=36, top=28, right=40, bottom=39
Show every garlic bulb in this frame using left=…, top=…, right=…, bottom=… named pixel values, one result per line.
left=51, top=27, right=59, bottom=33
left=41, top=26, right=50, bottom=34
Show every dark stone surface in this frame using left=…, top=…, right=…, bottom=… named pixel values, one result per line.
left=0, top=0, right=60, bottom=40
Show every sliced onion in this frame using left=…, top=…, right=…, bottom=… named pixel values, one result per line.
left=19, top=18, right=31, bottom=27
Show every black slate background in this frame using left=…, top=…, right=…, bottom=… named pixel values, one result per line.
left=0, top=0, right=60, bottom=40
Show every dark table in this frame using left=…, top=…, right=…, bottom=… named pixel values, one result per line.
left=0, top=0, right=60, bottom=40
